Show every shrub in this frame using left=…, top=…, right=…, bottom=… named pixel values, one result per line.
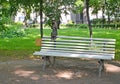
left=91, top=18, right=104, bottom=24
left=65, top=24, right=88, bottom=28
left=76, top=24, right=88, bottom=28
left=0, top=16, right=14, bottom=32
left=0, top=25, right=26, bottom=38
left=0, top=18, right=6, bottom=32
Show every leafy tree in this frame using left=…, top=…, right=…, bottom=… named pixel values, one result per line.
left=42, top=0, right=76, bottom=37
left=43, top=0, right=76, bottom=27
left=90, top=0, right=120, bottom=24
left=0, top=0, right=9, bottom=32
left=72, top=0, right=84, bottom=23
left=90, top=0, right=101, bottom=19
left=1, top=0, right=119, bottom=37
left=105, top=0, right=120, bottom=23
left=0, top=0, right=19, bottom=32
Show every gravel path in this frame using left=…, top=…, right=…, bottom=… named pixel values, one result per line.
left=0, top=58, right=120, bottom=84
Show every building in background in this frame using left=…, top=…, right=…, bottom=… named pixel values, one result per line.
left=15, top=8, right=103, bottom=25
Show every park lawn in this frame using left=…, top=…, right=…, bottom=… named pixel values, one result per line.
left=0, top=27, right=120, bottom=61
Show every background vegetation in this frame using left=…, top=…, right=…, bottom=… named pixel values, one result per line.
left=0, top=24, right=120, bottom=61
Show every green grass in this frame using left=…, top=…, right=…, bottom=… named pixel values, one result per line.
left=0, top=26, right=120, bottom=61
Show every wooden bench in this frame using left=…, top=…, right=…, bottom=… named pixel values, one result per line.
left=33, top=36, right=116, bottom=77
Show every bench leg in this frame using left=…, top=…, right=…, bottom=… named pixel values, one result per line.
left=50, top=57, right=56, bottom=66
left=52, top=57, right=56, bottom=66
left=98, top=59, right=104, bottom=77
left=42, top=56, right=47, bottom=70
left=42, top=56, right=55, bottom=70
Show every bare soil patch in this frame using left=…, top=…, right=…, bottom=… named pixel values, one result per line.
left=0, top=58, right=120, bottom=84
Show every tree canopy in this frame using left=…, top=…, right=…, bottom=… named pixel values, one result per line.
left=0, top=0, right=120, bottom=37
left=1, top=0, right=120, bottom=24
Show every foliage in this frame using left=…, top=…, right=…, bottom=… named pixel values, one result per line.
left=0, top=21, right=6, bottom=32
left=72, top=0, right=84, bottom=13
left=91, top=18, right=103, bottom=24
left=90, top=0, right=120, bottom=23
left=0, top=0, right=17, bottom=32
left=0, top=25, right=26, bottom=38
left=43, top=0, right=77, bottom=27
left=105, top=0, right=120, bottom=22
left=91, top=18, right=120, bottom=29
left=65, top=24, right=88, bottom=28
left=90, top=0, right=101, bottom=15
left=0, top=16, right=11, bottom=32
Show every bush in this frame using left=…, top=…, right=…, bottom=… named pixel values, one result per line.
left=65, top=24, right=88, bottom=28
left=0, top=16, right=14, bottom=32
left=76, top=24, right=88, bottom=28
left=0, top=25, right=26, bottom=38
left=91, top=18, right=103, bottom=24
left=0, top=18, right=6, bottom=32
left=92, top=24, right=120, bottom=29
left=0, top=23, right=6, bottom=32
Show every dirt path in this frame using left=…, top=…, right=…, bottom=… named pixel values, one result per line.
left=0, top=58, right=120, bottom=84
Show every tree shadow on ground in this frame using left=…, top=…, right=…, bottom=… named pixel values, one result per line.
left=0, top=58, right=120, bottom=84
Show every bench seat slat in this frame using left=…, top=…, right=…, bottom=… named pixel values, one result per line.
left=33, top=50, right=114, bottom=60
left=41, top=49, right=115, bottom=54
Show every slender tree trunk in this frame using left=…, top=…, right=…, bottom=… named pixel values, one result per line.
left=40, top=0, right=43, bottom=38
left=107, top=12, right=110, bottom=25
left=34, top=12, right=37, bottom=24
left=96, top=14, right=98, bottom=19
left=23, top=16, right=28, bottom=27
left=85, top=0, right=92, bottom=38
left=80, top=12, right=84, bottom=23
left=102, top=2, right=105, bottom=26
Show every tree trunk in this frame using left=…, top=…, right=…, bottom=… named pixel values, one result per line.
left=85, top=0, right=92, bottom=38
left=40, top=0, right=43, bottom=38
left=96, top=14, right=98, bottom=19
left=51, top=20, right=58, bottom=41
left=80, top=12, right=84, bottom=23
left=107, top=12, right=110, bottom=25
left=23, top=16, right=28, bottom=27
left=102, top=4, right=105, bottom=26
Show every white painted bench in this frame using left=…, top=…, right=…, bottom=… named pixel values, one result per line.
left=33, top=36, right=116, bottom=77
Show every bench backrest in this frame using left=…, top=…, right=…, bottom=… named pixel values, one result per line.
left=41, top=36, right=116, bottom=60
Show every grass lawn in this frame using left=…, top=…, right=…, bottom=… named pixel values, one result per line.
left=0, top=26, right=120, bottom=61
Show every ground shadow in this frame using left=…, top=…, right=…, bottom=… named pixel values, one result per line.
left=0, top=58, right=120, bottom=84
